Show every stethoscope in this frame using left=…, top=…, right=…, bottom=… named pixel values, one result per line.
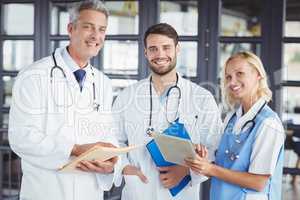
left=146, top=73, right=181, bottom=136
left=50, top=51, right=100, bottom=111
left=224, top=101, right=267, bottom=161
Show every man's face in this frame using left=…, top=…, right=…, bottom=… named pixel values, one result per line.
left=68, top=9, right=107, bottom=61
left=144, top=34, right=179, bottom=76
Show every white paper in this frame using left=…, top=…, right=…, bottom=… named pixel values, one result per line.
left=154, top=134, right=196, bottom=166
left=60, top=145, right=142, bottom=172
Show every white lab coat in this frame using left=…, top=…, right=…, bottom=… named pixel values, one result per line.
left=113, top=76, right=223, bottom=200
left=9, top=47, right=119, bottom=200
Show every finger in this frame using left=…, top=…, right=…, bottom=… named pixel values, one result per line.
left=76, top=163, right=89, bottom=171
left=161, top=179, right=173, bottom=189
left=159, top=172, right=171, bottom=181
left=187, top=161, right=204, bottom=171
left=159, top=173, right=166, bottom=181
left=79, top=161, right=97, bottom=172
left=204, top=147, right=208, bottom=158
left=185, top=159, right=196, bottom=166
left=137, top=170, right=148, bottom=183
left=201, top=145, right=206, bottom=157
left=185, top=157, right=201, bottom=165
left=83, top=160, right=112, bottom=173
left=122, top=165, right=139, bottom=175
left=195, top=144, right=201, bottom=153
left=158, top=167, right=169, bottom=172
left=191, top=164, right=206, bottom=173
left=107, top=156, right=118, bottom=164
left=96, top=142, right=116, bottom=148
left=161, top=178, right=170, bottom=188
left=104, top=143, right=116, bottom=148
left=190, top=166, right=203, bottom=175
left=93, top=160, right=114, bottom=169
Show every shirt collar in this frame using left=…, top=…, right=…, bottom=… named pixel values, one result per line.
left=61, top=46, right=90, bottom=73
left=233, top=97, right=267, bottom=134
left=148, top=72, right=183, bottom=100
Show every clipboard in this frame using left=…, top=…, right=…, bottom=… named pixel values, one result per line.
left=146, top=119, right=193, bottom=196
left=154, top=134, right=196, bottom=166
left=60, top=145, right=142, bottom=172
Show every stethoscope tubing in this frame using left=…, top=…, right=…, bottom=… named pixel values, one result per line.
left=49, top=50, right=99, bottom=111
left=148, top=73, right=181, bottom=131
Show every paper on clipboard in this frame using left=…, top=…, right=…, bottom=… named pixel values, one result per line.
left=59, top=145, right=142, bottom=172
left=154, top=134, right=196, bottom=166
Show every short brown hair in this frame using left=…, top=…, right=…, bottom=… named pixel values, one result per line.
left=144, top=23, right=179, bottom=47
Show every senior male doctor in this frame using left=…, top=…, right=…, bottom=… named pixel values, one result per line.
left=8, top=1, right=119, bottom=200
left=113, top=23, right=222, bottom=200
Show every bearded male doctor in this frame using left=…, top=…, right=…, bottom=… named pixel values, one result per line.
left=113, top=23, right=222, bottom=200
left=8, top=1, right=119, bottom=200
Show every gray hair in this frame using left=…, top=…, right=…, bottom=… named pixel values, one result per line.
left=69, top=0, right=109, bottom=23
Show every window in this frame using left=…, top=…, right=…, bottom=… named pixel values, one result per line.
left=219, top=0, right=262, bottom=80
left=282, top=0, right=300, bottom=124
left=3, top=4, right=34, bottom=35
left=105, top=1, right=139, bottom=35
left=3, top=40, right=34, bottom=71
left=160, top=1, right=198, bottom=35
left=1, top=3, right=35, bottom=113
left=103, top=40, right=138, bottom=75
left=159, top=1, right=199, bottom=78
left=221, top=0, right=261, bottom=37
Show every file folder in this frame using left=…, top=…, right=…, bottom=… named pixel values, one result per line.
left=146, top=119, right=192, bottom=196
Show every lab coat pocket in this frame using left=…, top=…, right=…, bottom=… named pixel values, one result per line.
left=122, top=175, right=149, bottom=200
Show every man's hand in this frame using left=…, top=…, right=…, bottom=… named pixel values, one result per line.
left=71, top=142, right=116, bottom=157
left=76, top=159, right=115, bottom=174
left=158, top=165, right=190, bottom=189
left=71, top=142, right=118, bottom=173
left=122, top=165, right=148, bottom=183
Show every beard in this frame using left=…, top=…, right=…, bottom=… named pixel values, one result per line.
left=149, top=56, right=177, bottom=76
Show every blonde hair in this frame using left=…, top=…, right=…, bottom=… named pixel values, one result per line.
left=221, top=51, right=272, bottom=109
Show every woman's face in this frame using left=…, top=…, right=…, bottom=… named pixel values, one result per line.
left=225, top=57, right=261, bottom=105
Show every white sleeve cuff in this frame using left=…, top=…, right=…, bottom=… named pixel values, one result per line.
left=114, top=154, right=130, bottom=187
left=96, top=172, right=114, bottom=191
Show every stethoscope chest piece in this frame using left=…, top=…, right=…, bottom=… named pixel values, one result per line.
left=223, top=101, right=267, bottom=161
left=146, top=127, right=154, bottom=136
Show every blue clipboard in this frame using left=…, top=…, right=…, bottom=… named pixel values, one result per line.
left=146, top=119, right=192, bottom=196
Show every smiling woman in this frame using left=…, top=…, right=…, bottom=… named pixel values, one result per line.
left=222, top=52, right=272, bottom=112
left=185, top=51, right=285, bottom=200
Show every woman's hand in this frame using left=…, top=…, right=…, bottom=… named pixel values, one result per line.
left=185, top=144, right=214, bottom=176
left=195, top=144, right=208, bottom=159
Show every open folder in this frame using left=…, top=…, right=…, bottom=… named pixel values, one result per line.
left=154, top=134, right=196, bottom=166
left=60, top=145, right=141, bottom=172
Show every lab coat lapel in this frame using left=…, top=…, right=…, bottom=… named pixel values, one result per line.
left=149, top=78, right=169, bottom=132
left=53, top=47, right=80, bottom=88
left=176, top=74, right=184, bottom=119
